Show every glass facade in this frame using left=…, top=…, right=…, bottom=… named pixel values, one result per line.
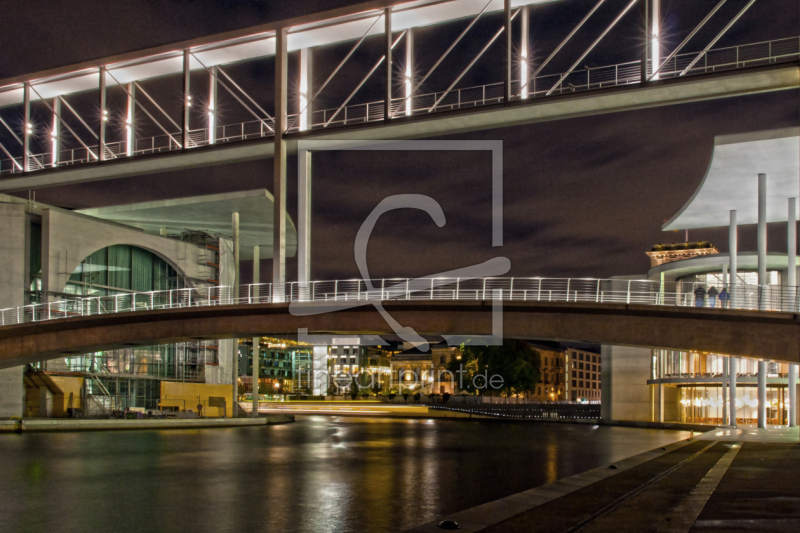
left=678, top=385, right=788, bottom=425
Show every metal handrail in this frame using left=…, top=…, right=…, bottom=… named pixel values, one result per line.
left=2, top=35, right=797, bottom=175
left=1, top=276, right=798, bottom=327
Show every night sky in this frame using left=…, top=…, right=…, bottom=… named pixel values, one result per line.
left=1, top=0, right=798, bottom=284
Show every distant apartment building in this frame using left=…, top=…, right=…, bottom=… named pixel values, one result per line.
left=529, top=343, right=601, bottom=402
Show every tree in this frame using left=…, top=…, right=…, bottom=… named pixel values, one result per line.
left=448, top=340, right=541, bottom=397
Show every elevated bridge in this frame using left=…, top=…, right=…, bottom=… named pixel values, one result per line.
left=1, top=276, right=799, bottom=368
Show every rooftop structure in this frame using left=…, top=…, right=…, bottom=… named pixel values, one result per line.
left=646, top=241, right=719, bottom=268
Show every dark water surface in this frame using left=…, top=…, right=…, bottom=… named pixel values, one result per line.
left=0, top=417, right=688, bottom=533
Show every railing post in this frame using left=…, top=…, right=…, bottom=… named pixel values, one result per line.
left=430, top=278, right=435, bottom=300
left=566, top=279, right=570, bottom=302
left=509, top=278, right=514, bottom=300
left=381, top=279, right=385, bottom=300
left=596, top=280, right=600, bottom=302
left=313, top=281, right=316, bottom=301
left=456, top=278, right=460, bottom=299
left=335, top=280, right=338, bottom=301
left=482, top=278, right=487, bottom=300
left=627, top=280, right=631, bottom=304
left=406, top=279, right=410, bottom=300
left=538, top=278, right=542, bottom=301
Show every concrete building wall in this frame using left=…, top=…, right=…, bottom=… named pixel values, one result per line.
left=207, top=238, right=236, bottom=386
left=605, top=345, right=654, bottom=422
left=41, top=208, right=207, bottom=295
left=0, top=202, right=27, bottom=417
left=160, top=382, right=231, bottom=418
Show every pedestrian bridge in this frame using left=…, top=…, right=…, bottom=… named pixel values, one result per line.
left=1, top=0, right=797, bottom=191
left=1, top=276, right=799, bottom=368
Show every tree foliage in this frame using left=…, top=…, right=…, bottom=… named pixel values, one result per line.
left=446, top=340, right=541, bottom=397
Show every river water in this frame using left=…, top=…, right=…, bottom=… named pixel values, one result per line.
left=0, top=416, right=688, bottom=533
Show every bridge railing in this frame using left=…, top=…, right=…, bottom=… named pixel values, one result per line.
left=2, top=35, right=797, bottom=176
left=1, top=277, right=799, bottom=328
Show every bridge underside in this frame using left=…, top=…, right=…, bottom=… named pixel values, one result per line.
left=1, top=300, right=798, bottom=368
left=0, top=63, right=796, bottom=193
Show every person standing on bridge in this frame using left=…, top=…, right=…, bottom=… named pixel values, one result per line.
left=694, top=285, right=706, bottom=308
left=707, top=286, right=719, bottom=308
left=719, top=287, right=730, bottom=308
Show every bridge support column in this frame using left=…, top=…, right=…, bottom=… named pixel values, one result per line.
left=51, top=97, right=59, bottom=167
left=730, top=210, right=738, bottom=308
left=789, top=364, right=797, bottom=427
left=183, top=50, right=191, bottom=148
left=298, top=147, right=311, bottom=295
left=519, top=5, right=529, bottom=100
left=273, top=28, right=288, bottom=302
left=99, top=67, right=107, bottom=160
left=126, top=83, right=135, bottom=156
left=788, top=198, right=796, bottom=310
left=208, top=67, right=217, bottom=144
left=758, top=360, right=767, bottom=428
left=251, top=336, right=259, bottom=417
left=758, top=173, right=767, bottom=310
left=384, top=7, right=392, bottom=121
left=730, top=357, right=737, bottom=428
left=299, top=48, right=312, bottom=131
left=405, top=28, right=414, bottom=116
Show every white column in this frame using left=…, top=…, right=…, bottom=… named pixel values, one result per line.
left=722, top=357, right=729, bottom=425
left=789, top=198, right=797, bottom=311
left=251, top=337, right=259, bottom=417
left=182, top=50, right=191, bottom=148
left=651, top=0, right=660, bottom=80
left=729, top=357, right=738, bottom=428
left=298, top=148, right=311, bottom=294
left=23, top=82, right=31, bottom=172
left=232, top=212, right=240, bottom=299
left=758, top=360, right=767, bottom=428
left=208, top=67, right=217, bottom=144
left=299, top=48, right=312, bottom=131
left=722, top=263, right=728, bottom=289
left=273, top=28, right=288, bottom=302
left=730, top=210, right=738, bottom=308
left=99, top=67, right=107, bottom=161
left=758, top=174, right=767, bottom=310
left=384, top=7, right=393, bottom=121
left=51, top=97, right=59, bottom=167
left=405, top=28, right=414, bottom=116
left=126, top=82, right=135, bottom=156
left=789, top=364, right=797, bottom=427
left=520, top=5, right=529, bottom=99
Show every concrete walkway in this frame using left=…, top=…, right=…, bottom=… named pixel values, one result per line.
left=408, top=427, right=800, bottom=533
left=0, top=414, right=294, bottom=432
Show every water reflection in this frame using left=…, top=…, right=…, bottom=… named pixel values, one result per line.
left=0, top=417, right=687, bottom=533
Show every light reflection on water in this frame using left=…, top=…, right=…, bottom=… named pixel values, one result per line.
left=0, top=416, right=688, bottom=533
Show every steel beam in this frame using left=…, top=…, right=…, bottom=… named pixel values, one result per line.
left=273, top=28, right=288, bottom=301
left=405, top=27, right=414, bottom=116
left=23, top=82, right=30, bottom=172
left=504, top=0, right=512, bottom=104
left=651, top=0, right=660, bottom=80
left=208, top=67, right=217, bottom=144
left=99, top=67, right=107, bottom=161
left=299, top=48, right=313, bottom=131
left=641, top=0, right=650, bottom=82
left=126, top=83, right=136, bottom=156
left=680, top=0, right=758, bottom=77
left=51, top=97, right=59, bottom=167
left=520, top=5, right=529, bottom=100
left=547, top=0, right=639, bottom=96
left=384, top=7, right=393, bottom=121
left=183, top=50, right=191, bottom=148
left=650, top=0, right=727, bottom=80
